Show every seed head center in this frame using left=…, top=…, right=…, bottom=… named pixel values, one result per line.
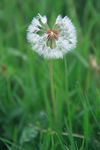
left=46, top=29, right=58, bottom=40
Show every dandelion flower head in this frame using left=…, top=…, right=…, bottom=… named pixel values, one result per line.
left=27, top=14, right=77, bottom=59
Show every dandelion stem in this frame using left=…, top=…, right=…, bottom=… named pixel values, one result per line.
left=49, top=59, right=57, bottom=123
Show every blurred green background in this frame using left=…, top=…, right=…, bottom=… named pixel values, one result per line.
left=0, top=0, right=100, bottom=150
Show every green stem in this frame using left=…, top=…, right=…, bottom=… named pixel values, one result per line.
left=64, top=58, right=71, bottom=127
left=49, top=59, right=57, bottom=123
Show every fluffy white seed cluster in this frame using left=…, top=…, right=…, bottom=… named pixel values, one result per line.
left=27, top=14, right=77, bottom=59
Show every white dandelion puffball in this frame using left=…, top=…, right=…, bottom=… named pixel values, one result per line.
left=27, top=14, right=77, bottom=59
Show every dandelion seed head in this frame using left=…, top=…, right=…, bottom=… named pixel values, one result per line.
left=27, top=14, right=77, bottom=59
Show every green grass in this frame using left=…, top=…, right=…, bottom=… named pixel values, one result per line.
left=0, top=0, right=100, bottom=149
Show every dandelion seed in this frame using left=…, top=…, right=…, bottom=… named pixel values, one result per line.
left=27, top=14, right=77, bottom=59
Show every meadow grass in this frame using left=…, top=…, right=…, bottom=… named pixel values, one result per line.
left=0, top=0, right=100, bottom=149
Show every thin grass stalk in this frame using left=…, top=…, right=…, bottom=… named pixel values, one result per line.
left=49, top=59, right=57, bottom=124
